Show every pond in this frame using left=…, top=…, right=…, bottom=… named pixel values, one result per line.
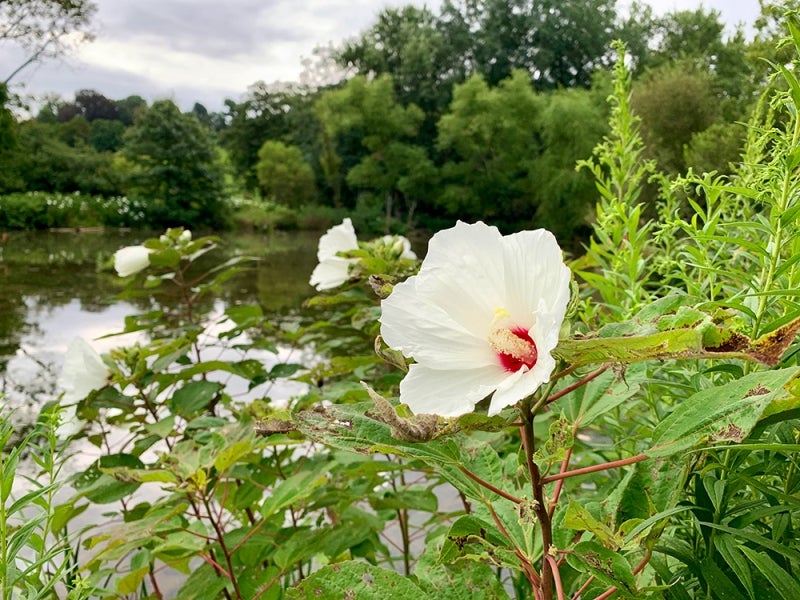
left=0, top=228, right=323, bottom=425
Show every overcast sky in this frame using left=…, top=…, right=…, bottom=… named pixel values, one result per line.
left=2, top=0, right=761, bottom=114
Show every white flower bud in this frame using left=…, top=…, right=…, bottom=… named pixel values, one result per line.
left=114, top=245, right=152, bottom=277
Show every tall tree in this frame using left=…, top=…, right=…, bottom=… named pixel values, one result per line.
left=1, top=0, right=97, bottom=85
left=334, top=6, right=459, bottom=131
left=0, top=83, right=22, bottom=192
left=74, top=89, right=119, bottom=121
left=256, top=141, right=317, bottom=207
left=123, top=100, right=227, bottom=228
left=439, top=0, right=618, bottom=89
left=115, top=95, right=147, bottom=126
left=220, top=81, right=310, bottom=190
left=436, top=70, right=543, bottom=224
left=314, top=75, right=436, bottom=229
left=632, top=63, right=718, bottom=174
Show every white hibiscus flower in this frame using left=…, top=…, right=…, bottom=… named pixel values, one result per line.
left=113, top=245, right=152, bottom=277
left=309, top=218, right=359, bottom=291
left=380, top=221, right=571, bottom=417
left=56, top=337, right=110, bottom=437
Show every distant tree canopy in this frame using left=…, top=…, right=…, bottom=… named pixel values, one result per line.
left=122, top=100, right=228, bottom=228
left=256, top=140, right=317, bottom=207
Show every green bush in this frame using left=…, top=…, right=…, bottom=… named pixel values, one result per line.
left=0, top=192, right=148, bottom=229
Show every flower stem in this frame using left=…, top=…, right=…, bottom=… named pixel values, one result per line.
left=520, top=397, right=554, bottom=600
left=541, top=454, right=647, bottom=484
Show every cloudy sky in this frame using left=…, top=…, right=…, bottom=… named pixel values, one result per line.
left=2, top=0, right=761, bottom=114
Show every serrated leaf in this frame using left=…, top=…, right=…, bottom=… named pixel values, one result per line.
left=563, top=500, right=621, bottom=547
left=649, top=367, right=800, bottom=458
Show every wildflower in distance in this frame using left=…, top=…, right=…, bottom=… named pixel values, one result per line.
left=380, top=221, right=571, bottom=417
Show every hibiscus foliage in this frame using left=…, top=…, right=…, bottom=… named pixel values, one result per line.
left=7, top=16, right=800, bottom=600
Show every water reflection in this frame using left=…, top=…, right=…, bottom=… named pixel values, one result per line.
left=0, top=229, right=321, bottom=420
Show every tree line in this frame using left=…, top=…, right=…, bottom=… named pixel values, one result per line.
left=0, top=0, right=795, bottom=243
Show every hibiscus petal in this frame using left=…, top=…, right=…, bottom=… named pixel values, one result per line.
left=413, top=221, right=506, bottom=335
left=309, top=257, right=354, bottom=290
left=501, top=229, right=571, bottom=326
left=489, top=352, right=557, bottom=415
left=317, top=218, right=357, bottom=261
left=380, top=279, right=497, bottom=369
left=58, top=337, right=109, bottom=405
left=399, top=363, right=508, bottom=417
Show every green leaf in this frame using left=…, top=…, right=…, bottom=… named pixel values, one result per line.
left=714, top=535, right=754, bottom=600
left=556, top=328, right=703, bottom=367
left=260, top=469, right=327, bottom=519
left=287, top=561, right=430, bottom=600
left=148, top=247, right=182, bottom=268
left=739, top=547, right=800, bottom=600
left=564, top=500, right=621, bottom=547
left=649, top=367, right=800, bottom=458
left=568, top=362, right=644, bottom=426
left=176, top=562, right=229, bottom=600
left=168, top=380, right=222, bottom=419
left=213, top=439, right=253, bottom=472
left=566, top=540, right=638, bottom=597
left=224, top=303, right=263, bottom=323
left=74, top=454, right=144, bottom=503
left=415, top=545, right=511, bottom=599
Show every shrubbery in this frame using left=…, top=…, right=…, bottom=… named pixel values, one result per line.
left=0, top=192, right=147, bottom=229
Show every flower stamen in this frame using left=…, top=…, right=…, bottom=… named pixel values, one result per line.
left=489, top=325, right=538, bottom=372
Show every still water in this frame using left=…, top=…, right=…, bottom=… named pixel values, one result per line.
left=0, top=229, right=322, bottom=424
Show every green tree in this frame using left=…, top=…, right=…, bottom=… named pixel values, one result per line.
left=0, top=83, right=22, bottom=192
left=256, top=140, right=317, bottom=207
left=334, top=5, right=459, bottom=142
left=74, top=88, right=119, bottom=121
left=220, top=82, right=312, bottom=191
left=439, top=0, right=618, bottom=89
left=114, top=95, right=147, bottom=126
left=123, top=100, right=228, bottom=228
left=314, top=75, right=436, bottom=229
left=436, top=70, right=542, bottom=225
left=13, top=120, right=120, bottom=195
left=531, top=86, right=609, bottom=245
left=58, top=115, right=90, bottom=147
left=88, top=118, right=125, bottom=152
left=683, top=121, right=746, bottom=176
left=1, top=0, right=97, bottom=85
left=646, top=8, right=753, bottom=120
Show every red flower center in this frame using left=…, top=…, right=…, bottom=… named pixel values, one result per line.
left=490, top=326, right=538, bottom=373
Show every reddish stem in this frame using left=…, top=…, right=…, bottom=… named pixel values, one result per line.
left=459, top=466, right=523, bottom=504
left=545, top=555, right=565, bottom=600
left=541, top=454, right=647, bottom=484
left=487, top=503, right=542, bottom=591
left=548, top=447, right=573, bottom=518
left=545, top=365, right=611, bottom=406
left=594, top=549, right=653, bottom=600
